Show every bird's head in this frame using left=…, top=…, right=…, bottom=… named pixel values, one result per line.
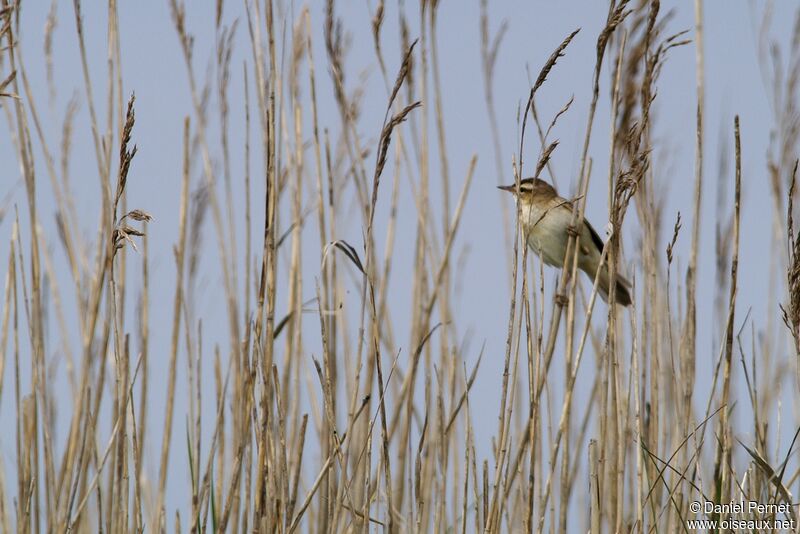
left=497, top=177, right=556, bottom=203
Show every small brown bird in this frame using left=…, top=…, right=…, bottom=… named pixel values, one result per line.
left=498, top=177, right=632, bottom=306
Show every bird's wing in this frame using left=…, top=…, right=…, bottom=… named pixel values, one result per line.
left=583, top=219, right=605, bottom=254
left=543, top=196, right=606, bottom=254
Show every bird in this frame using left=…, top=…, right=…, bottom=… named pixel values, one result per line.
left=498, top=177, right=632, bottom=306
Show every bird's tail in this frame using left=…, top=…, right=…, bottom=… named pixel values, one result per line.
left=602, top=270, right=632, bottom=306
left=590, top=267, right=632, bottom=307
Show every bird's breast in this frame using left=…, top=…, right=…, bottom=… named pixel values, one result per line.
left=519, top=201, right=571, bottom=268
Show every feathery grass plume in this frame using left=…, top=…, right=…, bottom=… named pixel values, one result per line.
left=111, top=95, right=151, bottom=255
left=784, top=161, right=800, bottom=353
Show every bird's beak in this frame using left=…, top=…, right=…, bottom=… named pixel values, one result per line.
left=497, top=184, right=515, bottom=193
